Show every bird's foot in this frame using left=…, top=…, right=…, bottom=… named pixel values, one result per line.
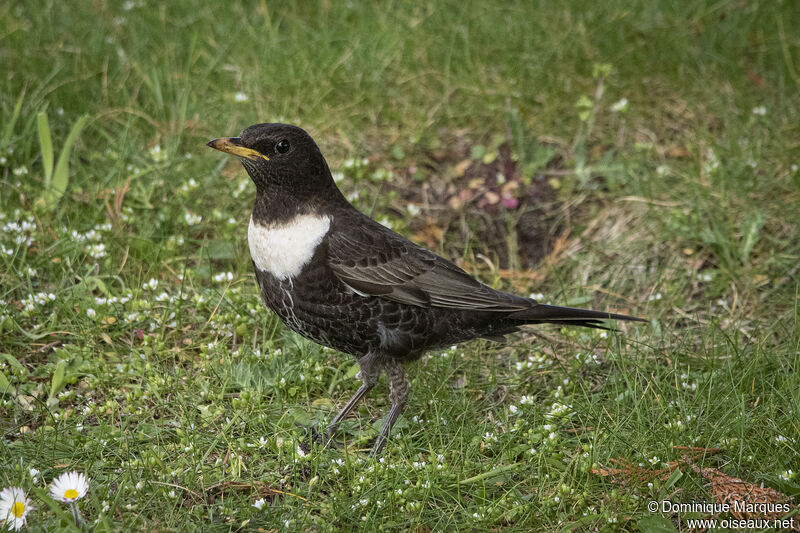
left=368, top=434, right=387, bottom=458
left=301, top=425, right=341, bottom=451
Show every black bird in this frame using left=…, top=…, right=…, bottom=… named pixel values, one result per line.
left=207, top=123, right=643, bottom=456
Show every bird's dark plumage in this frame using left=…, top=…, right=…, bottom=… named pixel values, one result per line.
left=207, top=123, right=644, bottom=455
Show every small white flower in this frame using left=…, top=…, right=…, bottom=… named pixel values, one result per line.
left=184, top=212, right=202, bottom=225
left=610, top=97, right=629, bottom=113
left=520, top=395, right=535, bottom=405
left=180, top=178, right=198, bottom=192
left=86, top=308, right=96, bottom=318
left=86, top=243, right=107, bottom=259
left=234, top=92, right=249, bottom=102
left=751, top=106, right=767, bottom=116
left=49, top=471, right=89, bottom=503
left=704, top=149, right=720, bottom=173
left=648, top=456, right=660, bottom=465
left=253, top=498, right=266, bottom=510
left=147, top=144, right=166, bottom=162
left=0, top=487, right=32, bottom=531
left=213, top=271, right=233, bottom=282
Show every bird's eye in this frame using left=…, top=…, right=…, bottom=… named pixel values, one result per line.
left=276, top=139, right=291, bottom=154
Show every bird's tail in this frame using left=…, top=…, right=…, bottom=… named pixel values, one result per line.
left=509, top=304, right=645, bottom=330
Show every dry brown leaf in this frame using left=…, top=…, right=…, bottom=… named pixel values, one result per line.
left=689, top=463, right=793, bottom=520
left=455, top=159, right=471, bottom=177
left=206, top=481, right=309, bottom=503
left=539, top=229, right=572, bottom=269
left=467, top=177, right=484, bottom=189
left=592, top=457, right=674, bottom=486
left=411, top=218, right=444, bottom=248
left=592, top=447, right=794, bottom=522
left=483, top=191, right=500, bottom=205
left=667, top=146, right=692, bottom=159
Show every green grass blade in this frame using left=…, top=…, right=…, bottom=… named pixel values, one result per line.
left=740, top=211, right=765, bottom=264
left=49, top=359, right=67, bottom=399
left=637, top=516, right=680, bottom=533
left=0, top=352, right=25, bottom=375
left=37, top=111, right=54, bottom=186
left=0, top=370, right=16, bottom=396
left=51, top=114, right=89, bottom=208
left=1, top=89, right=25, bottom=148
left=457, top=463, right=518, bottom=485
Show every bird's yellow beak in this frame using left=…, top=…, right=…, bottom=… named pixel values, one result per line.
left=206, top=137, right=269, bottom=161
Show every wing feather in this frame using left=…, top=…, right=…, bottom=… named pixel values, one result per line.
left=327, top=215, right=530, bottom=311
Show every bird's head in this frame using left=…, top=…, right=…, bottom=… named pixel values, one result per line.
left=207, top=123, right=342, bottom=214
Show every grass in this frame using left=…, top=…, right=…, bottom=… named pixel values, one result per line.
left=1, top=0, right=799, bottom=531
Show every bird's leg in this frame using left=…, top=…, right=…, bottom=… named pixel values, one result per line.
left=370, top=358, right=408, bottom=457
left=326, top=353, right=380, bottom=435
left=327, top=382, right=374, bottom=432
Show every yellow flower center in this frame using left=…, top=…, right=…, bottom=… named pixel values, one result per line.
left=64, top=488, right=79, bottom=500
left=11, top=501, right=25, bottom=518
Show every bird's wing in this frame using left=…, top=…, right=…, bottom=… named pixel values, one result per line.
left=327, top=217, right=530, bottom=311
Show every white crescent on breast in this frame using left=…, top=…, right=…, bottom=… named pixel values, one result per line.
left=248, top=214, right=331, bottom=280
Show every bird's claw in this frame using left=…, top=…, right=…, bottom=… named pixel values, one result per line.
left=305, top=425, right=342, bottom=449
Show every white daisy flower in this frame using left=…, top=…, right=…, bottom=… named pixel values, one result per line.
left=0, top=487, right=32, bottom=531
left=49, top=471, right=90, bottom=502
